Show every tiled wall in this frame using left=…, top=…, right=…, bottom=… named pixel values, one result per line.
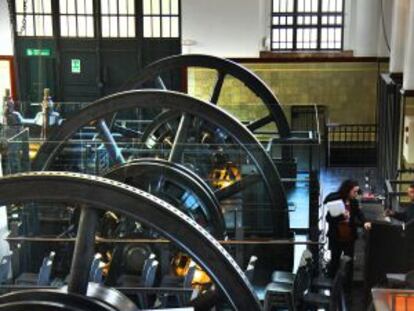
left=188, top=61, right=388, bottom=126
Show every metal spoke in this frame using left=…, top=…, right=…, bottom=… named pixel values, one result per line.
left=67, top=207, right=99, bottom=295
left=168, top=113, right=192, bottom=162
left=215, top=174, right=261, bottom=201
left=210, top=71, right=226, bottom=104
left=96, top=119, right=126, bottom=164
left=112, top=123, right=142, bottom=138
left=247, top=114, right=273, bottom=132
left=156, top=76, right=167, bottom=90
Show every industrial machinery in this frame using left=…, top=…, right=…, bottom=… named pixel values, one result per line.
left=0, top=54, right=322, bottom=310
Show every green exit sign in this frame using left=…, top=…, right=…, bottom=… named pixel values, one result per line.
left=71, top=59, right=81, bottom=74
left=26, top=48, right=51, bottom=56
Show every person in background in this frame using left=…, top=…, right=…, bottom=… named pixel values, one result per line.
left=325, top=179, right=371, bottom=288
left=385, top=183, right=414, bottom=223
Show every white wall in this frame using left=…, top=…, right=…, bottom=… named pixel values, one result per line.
left=181, top=0, right=265, bottom=57
left=182, top=0, right=389, bottom=58
left=0, top=0, right=13, bottom=55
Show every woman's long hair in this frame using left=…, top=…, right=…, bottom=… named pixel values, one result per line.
left=337, top=179, right=359, bottom=201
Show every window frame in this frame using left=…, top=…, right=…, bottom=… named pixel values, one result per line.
left=270, top=0, right=345, bottom=51
left=14, top=0, right=53, bottom=37
left=59, top=0, right=95, bottom=38
left=142, top=0, right=181, bottom=39
left=100, top=0, right=136, bottom=38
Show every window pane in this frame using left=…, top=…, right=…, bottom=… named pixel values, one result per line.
left=34, top=0, right=43, bottom=13
left=68, top=15, right=77, bottom=36
left=34, top=15, right=44, bottom=35
left=77, top=0, right=85, bottom=14
left=128, top=16, right=135, bottom=36
left=44, top=15, right=53, bottom=36
left=143, top=0, right=152, bottom=14
left=67, top=0, right=75, bottom=14
left=86, top=16, right=94, bottom=37
left=152, top=16, right=161, bottom=37
left=110, top=16, right=118, bottom=37
left=78, top=16, right=86, bottom=37
left=287, top=0, right=294, bottom=12
left=109, top=0, right=117, bottom=14
left=171, top=0, right=179, bottom=14
left=25, top=15, right=34, bottom=35
left=85, top=0, right=93, bottom=14
left=162, top=0, right=171, bottom=14
left=101, top=0, right=109, bottom=14
left=119, top=16, right=128, bottom=37
left=322, top=0, right=329, bottom=12
left=298, top=0, right=304, bottom=12
left=152, top=0, right=160, bottom=14
left=162, top=16, right=170, bottom=37
left=60, top=16, right=68, bottom=36
left=119, top=0, right=128, bottom=14
left=25, top=0, right=33, bottom=13
left=273, top=0, right=279, bottom=13
left=171, top=16, right=179, bottom=37
left=128, top=0, right=134, bottom=14
left=143, top=16, right=152, bottom=37
left=102, top=16, right=109, bottom=36
left=15, top=0, right=24, bottom=13
left=312, top=0, right=318, bottom=12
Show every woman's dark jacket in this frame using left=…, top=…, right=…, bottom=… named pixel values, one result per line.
left=324, top=192, right=367, bottom=247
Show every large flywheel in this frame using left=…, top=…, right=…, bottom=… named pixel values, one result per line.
left=0, top=172, right=262, bottom=311
left=32, top=90, right=289, bottom=237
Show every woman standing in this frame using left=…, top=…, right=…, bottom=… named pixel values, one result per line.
left=325, top=179, right=371, bottom=288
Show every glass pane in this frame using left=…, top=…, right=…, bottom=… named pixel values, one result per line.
left=77, top=0, right=85, bottom=14
left=171, top=16, right=179, bottom=37
left=143, top=16, right=152, bottom=37
left=119, top=16, right=128, bottom=37
left=34, top=0, right=43, bottom=13
left=337, top=16, right=342, bottom=24
left=273, top=16, right=279, bottom=25
left=304, top=16, right=310, bottom=24
left=162, top=16, right=170, bottom=37
left=86, top=16, right=94, bottom=37
left=280, top=28, right=286, bottom=42
left=272, top=42, right=280, bottom=49
left=44, top=0, right=52, bottom=13
left=15, top=0, right=24, bottom=13
left=273, top=0, right=279, bottom=12
left=128, top=16, right=135, bottom=36
left=329, top=16, right=335, bottom=24
left=280, top=0, right=286, bottom=12
left=78, top=16, right=86, bottom=36
left=297, top=0, right=303, bottom=12
left=287, top=16, right=293, bottom=24
left=330, top=0, right=336, bottom=12
left=67, top=0, right=75, bottom=14
left=68, top=15, right=77, bottom=36
left=280, top=16, right=286, bottom=25
left=60, top=16, right=68, bottom=36
left=162, top=0, right=170, bottom=14
left=312, top=0, right=318, bottom=12
left=59, top=0, right=66, bottom=13
left=170, top=0, right=179, bottom=14
left=102, top=16, right=109, bottom=37
left=337, top=0, right=343, bottom=12
left=101, top=0, right=108, bottom=14
left=25, top=0, right=33, bottom=13
left=110, top=16, right=118, bottom=37
left=34, top=15, right=44, bottom=35
left=119, top=0, right=127, bottom=14
left=128, top=0, right=134, bottom=14
left=322, top=0, right=329, bottom=12
left=152, top=0, right=160, bottom=14
left=143, top=0, right=151, bottom=14
left=152, top=16, right=161, bottom=37
left=322, top=16, right=328, bottom=24
left=312, top=16, right=317, bottom=24
left=336, top=28, right=342, bottom=42
left=305, top=0, right=311, bottom=12
left=287, top=28, right=293, bottom=41
left=25, top=15, right=34, bottom=35
left=287, top=0, right=294, bottom=12
left=272, top=29, right=279, bottom=41
left=44, top=15, right=52, bottom=36
left=109, top=0, right=117, bottom=14
left=85, top=0, right=93, bottom=14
